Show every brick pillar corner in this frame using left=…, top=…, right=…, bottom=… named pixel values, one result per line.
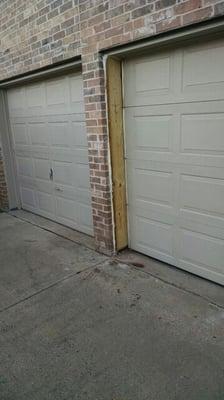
left=82, top=53, right=115, bottom=255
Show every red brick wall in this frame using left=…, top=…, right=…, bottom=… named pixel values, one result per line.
left=0, top=0, right=224, bottom=252
left=0, top=0, right=81, bottom=78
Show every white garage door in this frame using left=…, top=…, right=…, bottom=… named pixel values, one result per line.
left=123, top=37, right=224, bottom=285
left=7, top=71, right=93, bottom=236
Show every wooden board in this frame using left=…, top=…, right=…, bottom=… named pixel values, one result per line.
left=107, top=57, right=128, bottom=251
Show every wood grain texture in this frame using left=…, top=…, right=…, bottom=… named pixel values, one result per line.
left=107, top=57, right=128, bottom=251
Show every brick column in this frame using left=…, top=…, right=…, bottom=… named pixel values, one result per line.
left=79, top=3, right=115, bottom=253
left=82, top=52, right=114, bottom=254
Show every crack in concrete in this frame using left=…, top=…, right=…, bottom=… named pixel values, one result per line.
left=0, top=259, right=106, bottom=315
left=4, top=213, right=224, bottom=313
left=116, top=260, right=224, bottom=311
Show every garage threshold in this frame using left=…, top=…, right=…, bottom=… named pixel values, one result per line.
left=114, top=249, right=224, bottom=310
left=8, top=209, right=224, bottom=309
left=9, top=209, right=96, bottom=251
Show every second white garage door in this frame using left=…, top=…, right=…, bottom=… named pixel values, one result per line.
left=7, top=71, right=93, bottom=236
left=123, top=37, right=224, bottom=285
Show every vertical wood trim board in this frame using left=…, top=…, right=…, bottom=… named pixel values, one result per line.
left=107, top=57, right=128, bottom=251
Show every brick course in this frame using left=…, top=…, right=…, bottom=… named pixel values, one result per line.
left=0, top=0, right=224, bottom=252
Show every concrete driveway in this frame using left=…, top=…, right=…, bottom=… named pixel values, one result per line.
left=0, top=212, right=224, bottom=400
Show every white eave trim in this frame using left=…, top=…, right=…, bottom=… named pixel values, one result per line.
left=101, top=18, right=224, bottom=59
left=0, top=58, right=82, bottom=89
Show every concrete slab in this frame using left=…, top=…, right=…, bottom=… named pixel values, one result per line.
left=116, top=249, right=224, bottom=308
left=0, top=212, right=224, bottom=400
left=9, top=209, right=96, bottom=250
left=0, top=213, right=106, bottom=310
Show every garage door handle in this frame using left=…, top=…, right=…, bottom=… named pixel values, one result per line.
left=49, top=168, right=53, bottom=180
left=55, top=187, right=63, bottom=192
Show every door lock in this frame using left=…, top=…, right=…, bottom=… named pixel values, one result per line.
left=49, top=168, right=53, bottom=180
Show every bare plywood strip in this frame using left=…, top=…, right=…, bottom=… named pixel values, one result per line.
left=107, top=57, right=128, bottom=251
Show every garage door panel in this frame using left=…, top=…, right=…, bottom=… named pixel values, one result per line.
left=126, top=150, right=177, bottom=164
left=34, top=158, right=51, bottom=181
left=53, top=161, right=75, bottom=187
left=51, top=159, right=90, bottom=195
left=34, top=181, right=53, bottom=197
left=78, top=189, right=92, bottom=205
left=126, top=136, right=224, bottom=170
left=20, top=187, right=36, bottom=209
left=28, top=122, right=49, bottom=147
left=27, top=83, right=45, bottom=111
left=125, top=112, right=174, bottom=154
left=179, top=211, right=224, bottom=240
left=77, top=164, right=91, bottom=190
left=135, top=56, right=171, bottom=92
left=18, top=173, right=37, bottom=188
left=52, top=171, right=91, bottom=205
left=50, top=149, right=88, bottom=164
left=69, top=75, right=85, bottom=113
left=180, top=174, right=224, bottom=218
left=124, top=42, right=224, bottom=107
left=179, top=261, right=224, bottom=286
left=124, top=37, right=224, bottom=284
left=17, top=157, right=33, bottom=178
left=36, top=191, right=55, bottom=214
left=29, top=148, right=50, bottom=160
left=135, top=216, right=174, bottom=255
left=54, top=187, right=78, bottom=203
left=130, top=167, right=174, bottom=206
left=177, top=154, right=224, bottom=169
left=7, top=87, right=26, bottom=117
left=8, top=71, right=93, bottom=236
left=182, top=39, right=224, bottom=98
left=129, top=214, right=175, bottom=263
left=123, top=50, right=179, bottom=107
left=53, top=186, right=92, bottom=207
left=179, top=229, right=224, bottom=273
left=46, top=77, right=68, bottom=109
left=125, top=100, right=224, bottom=119
left=48, top=121, right=70, bottom=148
left=54, top=197, right=93, bottom=235
left=55, top=196, right=78, bottom=222
left=34, top=169, right=54, bottom=201
left=11, top=122, right=28, bottom=145
left=72, top=121, right=88, bottom=147
left=48, top=120, right=87, bottom=149
left=126, top=159, right=176, bottom=178
left=180, top=113, right=224, bottom=154
left=79, top=203, right=94, bottom=235
left=127, top=161, right=224, bottom=181
left=130, top=202, right=176, bottom=226
left=126, top=104, right=224, bottom=164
